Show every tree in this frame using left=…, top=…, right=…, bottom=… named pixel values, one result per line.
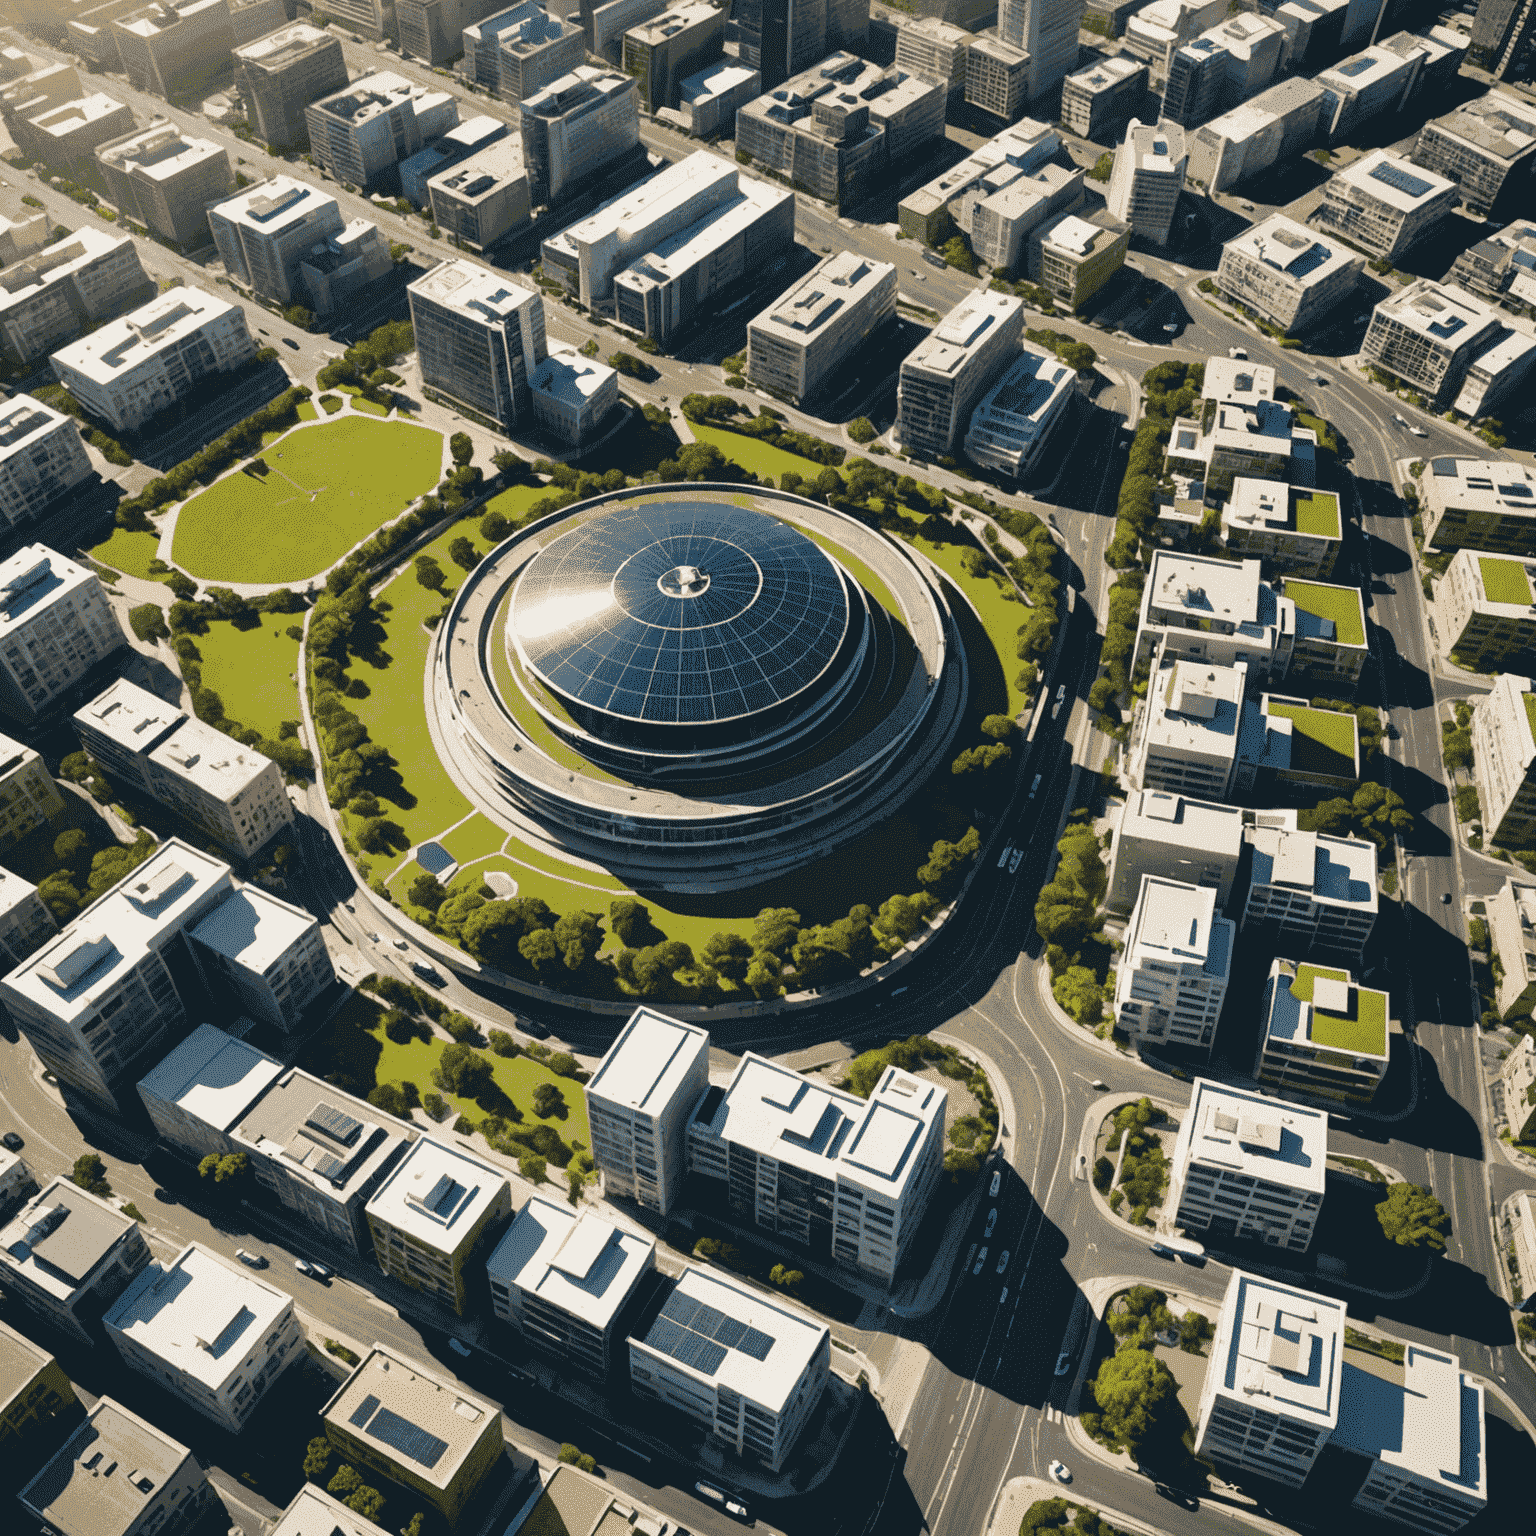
left=283, top=304, right=314, bottom=329
left=558, top=1444, right=597, bottom=1473
left=532, top=1082, right=563, bottom=1117
left=980, top=713, right=1017, bottom=741
left=53, top=828, right=91, bottom=869
left=449, top=432, right=474, bottom=466
left=368, top=1083, right=410, bottom=1117
left=1053, top=966, right=1103, bottom=1025
left=1087, top=1345, right=1179, bottom=1455
left=769, top=1263, right=804, bottom=1293
left=488, top=1029, right=520, bottom=1058
left=328, top=1466, right=361, bottom=1498
left=448, top=537, right=479, bottom=573
left=1057, top=341, right=1097, bottom=373
left=1376, top=1182, right=1451, bottom=1253
left=433, top=1042, right=494, bottom=1098
left=198, top=1151, right=249, bottom=1184
left=1088, top=153, right=1113, bottom=183
left=408, top=873, right=447, bottom=912
left=519, top=926, right=559, bottom=970
left=304, top=1437, right=334, bottom=1481
left=519, top=1150, right=548, bottom=1183
left=608, top=896, right=653, bottom=946
left=752, top=906, right=801, bottom=958
left=702, top=930, right=753, bottom=981
left=71, top=1153, right=109, bottom=1195
left=847, top=417, right=877, bottom=443
left=552, top=910, right=602, bottom=970
left=129, top=603, right=169, bottom=642
left=941, top=235, right=976, bottom=274
left=401, top=1516, right=424, bottom=1536
left=347, top=1488, right=387, bottom=1522
left=414, top=555, right=445, bottom=591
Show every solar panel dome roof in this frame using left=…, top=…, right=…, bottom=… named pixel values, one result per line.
left=509, top=501, right=852, bottom=729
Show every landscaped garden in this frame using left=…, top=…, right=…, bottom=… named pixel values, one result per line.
left=1264, top=700, right=1359, bottom=780
left=1091, top=1097, right=1173, bottom=1227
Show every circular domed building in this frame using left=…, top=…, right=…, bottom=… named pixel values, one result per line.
left=433, top=486, right=967, bottom=893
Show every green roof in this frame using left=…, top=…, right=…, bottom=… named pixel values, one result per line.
left=1266, top=700, right=1358, bottom=779
left=1284, top=579, right=1367, bottom=648
left=1292, top=490, right=1341, bottom=540
left=1478, top=555, right=1532, bottom=606
left=1293, top=963, right=1389, bottom=1056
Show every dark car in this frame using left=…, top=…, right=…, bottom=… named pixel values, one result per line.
left=411, top=962, right=446, bottom=986
left=2, top=1131, right=22, bottom=1151
left=282, top=337, right=300, bottom=349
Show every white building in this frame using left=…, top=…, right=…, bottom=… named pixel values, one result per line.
left=1216, top=214, right=1363, bottom=335
left=1412, top=88, right=1536, bottom=219
left=1113, top=875, right=1234, bottom=1054
left=1421, top=457, right=1536, bottom=555
left=0, top=545, right=123, bottom=723
left=136, top=1023, right=285, bottom=1162
left=629, top=1264, right=829, bottom=1472
left=1451, top=218, right=1536, bottom=313
left=1257, top=958, right=1391, bottom=1106
left=1123, top=0, right=1228, bottom=74
left=0, top=227, right=150, bottom=364
left=529, top=344, right=619, bottom=446
left=428, top=137, right=532, bottom=253
left=1362, top=280, right=1519, bottom=412
left=0, top=1144, right=34, bottom=1211
left=1106, top=118, right=1188, bottom=247
left=0, top=395, right=91, bottom=533
left=1433, top=548, right=1536, bottom=672
left=268, top=1488, right=397, bottom=1536
left=1134, top=550, right=1295, bottom=682
left=1128, top=651, right=1246, bottom=798
left=207, top=177, right=346, bottom=305
left=471, top=3, right=585, bottom=104
left=1026, top=209, right=1131, bottom=312
left=94, top=122, right=232, bottom=251
left=187, top=887, right=333, bottom=1030
left=305, top=72, right=458, bottom=190
left=1188, top=77, right=1325, bottom=194
left=963, top=347, right=1078, bottom=479
left=48, top=288, right=256, bottom=435
left=688, top=1052, right=946, bottom=1286
left=963, top=37, right=1032, bottom=124
left=520, top=66, right=639, bottom=205
left=0, top=867, right=58, bottom=968
left=104, top=1242, right=301, bottom=1433
left=1194, top=1269, right=1345, bottom=1485
left=1061, top=55, right=1148, bottom=141
left=747, top=251, right=896, bottom=407
left=1107, top=788, right=1251, bottom=912
left=1166, top=1078, right=1328, bottom=1251
left=998, top=0, right=1086, bottom=99
left=586, top=1006, right=710, bottom=1214
left=19, top=94, right=135, bottom=176
left=1310, top=151, right=1458, bottom=264
left=894, top=16, right=973, bottom=99
left=486, top=1198, right=654, bottom=1374
left=1243, top=823, right=1378, bottom=955
left=1473, top=670, right=1536, bottom=850
left=0, top=729, right=63, bottom=849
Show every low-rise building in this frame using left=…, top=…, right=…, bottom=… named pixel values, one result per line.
left=0, top=228, right=151, bottom=365
left=897, top=116, right=1060, bottom=245
left=1025, top=208, right=1130, bottom=312
left=19, top=95, right=135, bottom=177
left=0, top=1143, right=35, bottom=1212
left=1242, top=823, right=1377, bottom=955
left=1435, top=549, right=1536, bottom=673
left=1474, top=670, right=1536, bottom=850
left=1257, top=958, right=1391, bottom=1105
left=428, top=137, right=531, bottom=253
left=1113, top=874, right=1233, bottom=1054
left=1128, top=650, right=1246, bottom=797
left=629, top=1264, right=829, bottom=1472
left=1490, top=880, right=1536, bottom=1025
left=0, top=1316, right=76, bottom=1450
left=0, top=729, right=64, bottom=848
left=1500, top=1031, right=1536, bottom=1138
left=1421, top=456, right=1536, bottom=554
left=1167, top=1079, right=1328, bottom=1251
left=1222, top=478, right=1341, bottom=576
left=1282, top=577, right=1368, bottom=687
left=520, top=67, right=639, bottom=205
left=136, top=1023, right=285, bottom=1162
left=1216, top=215, right=1362, bottom=336
left=207, top=177, right=346, bottom=306
left=321, top=1345, right=506, bottom=1523
left=1313, top=29, right=1462, bottom=145
left=1134, top=549, right=1295, bottom=682
left=94, top=123, right=231, bottom=251
left=486, top=1198, right=654, bottom=1374
left=1449, top=218, right=1536, bottom=314
left=103, top=1242, right=300, bottom=1433
left=1107, top=788, right=1250, bottom=912
left=233, top=23, right=350, bottom=151
left=964, top=37, right=1031, bottom=124
left=187, top=887, right=333, bottom=1030
left=400, top=115, right=510, bottom=207
left=1060, top=55, right=1147, bottom=141
left=1310, top=151, right=1458, bottom=264
left=1237, top=694, right=1360, bottom=792
left=962, top=346, right=1077, bottom=478
left=674, top=59, right=760, bottom=138
left=1411, top=88, right=1536, bottom=219
left=306, top=72, right=458, bottom=192
left=0, top=868, right=59, bottom=969
left=529, top=344, right=619, bottom=446
left=0, top=1180, right=152, bottom=1342
left=1106, top=117, right=1187, bottom=248
left=623, top=2, right=726, bottom=115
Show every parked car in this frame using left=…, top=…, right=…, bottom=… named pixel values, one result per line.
left=2, top=1131, right=23, bottom=1151
left=989, top=1170, right=1002, bottom=1197
left=985, top=1208, right=998, bottom=1237
left=392, top=938, right=409, bottom=951
left=1149, top=1242, right=1174, bottom=1260
left=996, top=1250, right=1010, bottom=1274
left=235, top=1249, right=266, bottom=1268
left=695, top=1484, right=751, bottom=1524
left=282, top=337, right=300, bottom=350
left=973, top=1246, right=989, bottom=1275
left=294, top=1259, right=314, bottom=1277
left=1408, top=423, right=1427, bottom=437
left=1228, top=347, right=1248, bottom=360
left=1090, top=1079, right=1108, bottom=1091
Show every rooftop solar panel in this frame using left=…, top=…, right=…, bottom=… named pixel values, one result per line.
left=1367, top=160, right=1434, bottom=199
left=306, top=1103, right=363, bottom=1146
left=739, top=1327, right=775, bottom=1361
left=712, top=1316, right=747, bottom=1348
left=312, top=1152, right=347, bottom=1182
left=662, top=1291, right=701, bottom=1328
left=645, top=1316, right=688, bottom=1355
left=676, top=1333, right=728, bottom=1375
left=367, top=1406, right=448, bottom=1469
left=348, top=1393, right=381, bottom=1428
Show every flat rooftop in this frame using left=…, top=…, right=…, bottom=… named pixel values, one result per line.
left=30, top=94, right=127, bottom=138
left=1335, top=150, right=1456, bottom=214
left=1036, top=209, right=1125, bottom=258
left=1143, top=654, right=1244, bottom=757
left=587, top=1006, right=709, bottom=1116
left=0, top=393, right=74, bottom=460
left=148, top=715, right=275, bottom=801
left=1469, top=552, right=1535, bottom=608
left=1283, top=578, right=1367, bottom=648
left=0, top=1314, right=59, bottom=1413
left=627, top=1, right=719, bottom=45
left=1066, top=55, right=1144, bottom=92
left=614, top=176, right=789, bottom=291
left=97, top=122, right=225, bottom=182
left=268, top=1485, right=398, bottom=1536
left=1181, top=1078, right=1328, bottom=1192
left=1210, top=1270, right=1345, bottom=1428
left=1268, top=961, right=1389, bottom=1059
left=310, top=72, right=450, bottom=127
left=364, top=1135, right=508, bottom=1256
left=751, top=251, right=895, bottom=343
left=234, top=21, right=333, bottom=65
left=1249, top=825, right=1377, bottom=915
left=898, top=117, right=1057, bottom=218
left=0, top=544, right=104, bottom=642
left=0, top=1180, right=138, bottom=1303
left=969, top=348, right=1075, bottom=431
left=1128, top=875, right=1231, bottom=974
left=1224, top=213, right=1358, bottom=286
left=1424, top=88, right=1536, bottom=164
left=210, top=176, right=338, bottom=232
left=531, top=344, right=616, bottom=409
left=1374, top=280, right=1501, bottom=344
left=1145, top=550, right=1270, bottom=628
left=1426, top=456, right=1536, bottom=514
left=1256, top=698, right=1359, bottom=781
left=52, top=288, right=242, bottom=385
left=1226, top=478, right=1341, bottom=542
left=904, top=289, right=1022, bottom=379
left=430, top=137, right=527, bottom=203
left=137, top=1022, right=283, bottom=1132
left=1118, top=789, right=1246, bottom=855
left=189, top=886, right=319, bottom=976
left=74, top=677, right=185, bottom=762
left=409, top=257, right=539, bottom=322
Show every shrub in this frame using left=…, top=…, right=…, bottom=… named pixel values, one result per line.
left=128, top=604, right=169, bottom=642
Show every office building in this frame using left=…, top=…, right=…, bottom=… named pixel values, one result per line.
left=1128, top=650, right=1246, bottom=797
left=0, top=229, right=151, bottom=365
left=400, top=115, right=509, bottom=206
left=1061, top=55, right=1147, bottom=140
left=0, top=1317, right=75, bottom=1450
left=296, top=218, right=394, bottom=317
left=0, top=839, right=231, bottom=1109
left=1217, top=215, right=1361, bottom=336
left=136, top=1023, right=285, bottom=1162
left=1273, top=0, right=1348, bottom=70
left=896, top=288, right=1024, bottom=458
left=1455, top=318, right=1536, bottom=423
left=1107, top=788, right=1248, bottom=912
left=365, top=1137, right=512, bottom=1315
left=971, top=161, right=1084, bottom=273
left=965, top=38, right=1031, bottom=123
left=1113, top=874, right=1234, bottom=1053
left=1123, top=0, right=1228, bottom=74
left=736, top=0, right=871, bottom=93
left=306, top=73, right=458, bottom=192
left=409, top=258, right=546, bottom=432
left=1257, top=958, right=1390, bottom=1105
left=1187, top=76, right=1325, bottom=194
left=111, top=1, right=232, bottom=102
left=18, top=1399, right=214, bottom=1536
left=322, top=1346, right=505, bottom=1523
left=623, top=3, right=725, bottom=115
left=520, top=67, right=639, bottom=205
left=0, top=211, right=47, bottom=268
left=0, top=1181, right=152, bottom=1342
left=95, top=124, right=231, bottom=250
left=998, top=0, right=1085, bottom=99
left=1435, top=549, right=1536, bottom=673
left=473, top=4, right=585, bottom=104
left=187, top=887, right=333, bottom=1030
left=48, top=288, right=255, bottom=436
left=1421, top=457, right=1536, bottom=554
left=429, top=138, right=530, bottom=251
left=1412, top=90, right=1536, bottom=220
left=1106, top=118, right=1187, bottom=246
left=1242, top=823, right=1378, bottom=955
left=675, top=58, right=761, bottom=137
left=307, top=0, right=393, bottom=40
left=1281, top=576, right=1367, bottom=686
left=586, top=1007, right=710, bottom=1213
left=0, top=397, right=91, bottom=536
left=528, top=344, right=619, bottom=445
left=234, top=24, right=349, bottom=151
left=1167, top=1079, right=1327, bottom=1250
left=689, top=1051, right=946, bottom=1286
left=1314, top=30, right=1460, bottom=144
left=736, top=51, right=944, bottom=210
left=18, top=95, right=134, bottom=177
left=1195, top=1270, right=1345, bottom=1485
left=1361, top=281, right=1513, bottom=410
left=747, top=251, right=895, bottom=407
left=1474, top=671, right=1536, bottom=850
left=1502, top=1029, right=1536, bottom=1135
left=0, top=868, right=58, bottom=968
left=590, top=0, right=666, bottom=64
left=1026, top=209, right=1129, bottom=311
left=963, top=346, right=1077, bottom=478
left=629, top=1265, right=829, bottom=1472
left=1492, top=880, right=1536, bottom=1025
left=207, top=177, right=345, bottom=305
left=1470, top=0, right=1536, bottom=80
left=0, top=731, right=63, bottom=849
left=104, top=1243, right=300, bottom=1433
left=486, top=1199, right=654, bottom=1374
left=0, top=62, right=81, bottom=124
left=894, top=17, right=973, bottom=99
left=1311, top=151, right=1456, bottom=264
left=1221, top=478, right=1341, bottom=576
left=1133, top=550, right=1295, bottom=680
left=394, top=0, right=503, bottom=65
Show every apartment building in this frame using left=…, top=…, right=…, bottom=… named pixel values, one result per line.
left=688, top=1052, right=946, bottom=1286
left=747, top=252, right=895, bottom=407
left=1128, top=651, right=1246, bottom=797
left=95, top=124, right=231, bottom=250
left=894, top=17, right=972, bottom=99
left=395, top=0, right=506, bottom=65
left=19, top=1398, right=214, bottom=1536
left=1217, top=215, right=1362, bottom=336
left=629, top=1265, right=829, bottom=1472
left=676, top=59, right=762, bottom=137
left=1310, top=152, right=1457, bottom=265
left=897, top=288, right=1024, bottom=458
left=1361, top=281, right=1517, bottom=410
left=1473, top=670, right=1536, bottom=850
left=0, top=210, right=47, bottom=268
left=1133, top=550, right=1295, bottom=681
left=19, top=95, right=135, bottom=176
left=0, top=62, right=81, bottom=123
left=365, top=1137, right=511, bottom=1315
left=0, top=868, right=58, bottom=968
left=1123, top=0, right=1227, bottom=75
left=1113, top=875, right=1234, bottom=1054
left=49, top=288, right=255, bottom=436
left=1107, top=789, right=1249, bottom=912
left=1026, top=209, right=1130, bottom=311
left=591, top=0, right=667, bottom=64
left=0, top=546, right=123, bottom=723
left=964, top=37, right=1031, bottom=124
left=998, top=0, right=1085, bottom=99
left=0, top=396, right=91, bottom=537
left=400, top=115, right=509, bottom=206
left=472, top=4, right=585, bottom=104
left=295, top=220, right=393, bottom=319
left=1451, top=212, right=1536, bottom=310
left=1221, top=478, right=1341, bottom=576
left=1453, top=319, right=1536, bottom=424
left=963, top=348, right=1078, bottom=478
left=0, top=1317, right=76, bottom=1450
left=1168, top=1079, right=1327, bottom=1250
left=1061, top=56, right=1147, bottom=141
left=1195, top=1270, right=1345, bottom=1485
left=1490, top=879, right=1536, bottom=1024
left=104, top=1243, right=300, bottom=1433
left=1242, top=823, right=1378, bottom=955
left=112, top=1, right=233, bottom=102
left=529, top=344, right=619, bottom=445
left=0, top=731, right=63, bottom=850
left=586, top=1006, right=710, bottom=1213
left=0, top=229, right=151, bottom=365
left=428, top=138, right=530, bottom=252
left=1501, top=1031, right=1536, bottom=1137
left=1236, top=694, right=1359, bottom=793
left=188, top=886, right=333, bottom=1030
left=306, top=73, right=458, bottom=191
left=1434, top=549, right=1536, bottom=673
left=735, top=0, right=870, bottom=93
left=1314, top=31, right=1461, bottom=145
left=1188, top=76, right=1325, bottom=194
left=1420, top=456, right=1536, bottom=555
left=0, top=1180, right=152, bottom=1342
left=1282, top=576, right=1367, bottom=687
left=1107, top=119, right=1187, bottom=247
left=207, top=177, right=345, bottom=305
left=136, top=1023, right=285, bottom=1162
left=520, top=67, right=639, bottom=205
left=234, top=24, right=349, bottom=151
left=623, top=2, right=725, bottom=114
left=1470, top=0, right=1536, bottom=80
left=486, top=1199, right=654, bottom=1375
left=269, top=1488, right=397, bottom=1536
left=322, top=1346, right=506, bottom=1523
left=1274, top=0, right=1348, bottom=68
left=1411, top=90, right=1536, bottom=220
left=0, top=839, right=231, bottom=1109
left=408, top=258, right=546, bottom=431
left=1257, top=958, right=1390, bottom=1105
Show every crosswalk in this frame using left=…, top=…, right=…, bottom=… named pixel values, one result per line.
left=1040, top=1406, right=1066, bottom=1425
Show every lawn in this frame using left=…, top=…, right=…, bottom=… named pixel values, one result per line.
left=1479, top=556, right=1531, bottom=606
left=171, top=416, right=444, bottom=582
left=689, top=422, right=843, bottom=485
left=1294, top=962, right=1389, bottom=1055
left=1292, top=489, right=1341, bottom=539
left=88, top=527, right=163, bottom=580
left=1267, top=701, right=1358, bottom=780
left=1284, top=578, right=1366, bottom=648
left=196, top=612, right=301, bottom=738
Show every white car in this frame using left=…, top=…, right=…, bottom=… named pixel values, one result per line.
left=985, top=1207, right=998, bottom=1237
left=235, top=1249, right=266, bottom=1268
left=1228, top=347, right=1248, bottom=360
left=1408, top=424, right=1427, bottom=437
left=1049, top=1461, right=1072, bottom=1485
left=996, top=1250, right=1010, bottom=1274
left=973, top=1246, right=989, bottom=1276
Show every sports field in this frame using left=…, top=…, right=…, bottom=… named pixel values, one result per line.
left=171, top=416, right=443, bottom=583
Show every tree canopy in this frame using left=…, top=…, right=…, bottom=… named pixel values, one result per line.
left=1376, top=1182, right=1451, bottom=1252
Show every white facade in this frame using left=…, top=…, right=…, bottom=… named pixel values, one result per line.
left=0, top=395, right=91, bottom=532
left=963, top=347, right=1077, bottom=478
left=305, top=72, right=459, bottom=190
left=136, top=1023, right=285, bottom=1163
left=529, top=344, right=619, bottom=446
left=1472, top=670, right=1536, bottom=849
left=187, top=887, right=333, bottom=1030
left=1243, top=823, right=1378, bottom=955
left=1107, top=118, right=1188, bottom=247
left=898, top=117, right=1061, bottom=245
left=1217, top=214, right=1363, bottom=334
left=297, top=219, right=394, bottom=317
left=1310, top=151, right=1458, bottom=263
left=428, top=138, right=531, bottom=254
left=520, top=66, right=639, bottom=205
left=1134, top=550, right=1295, bottom=682
left=1107, top=788, right=1250, bottom=912
left=1061, top=55, right=1147, bottom=140
left=998, top=0, right=1086, bottom=98
left=1128, top=651, right=1246, bottom=798
left=0, top=228, right=150, bottom=364
left=1421, top=457, right=1536, bottom=554
left=233, top=23, right=350, bottom=150
left=1114, top=875, right=1233, bottom=1053
left=207, top=177, right=346, bottom=304
left=0, top=867, right=58, bottom=969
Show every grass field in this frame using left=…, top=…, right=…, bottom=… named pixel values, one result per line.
left=89, top=527, right=164, bottom=581
left=1292, top=490, right=1341, bottom=539
left=172, top=416, right=443, bottom=583
left=197, top=612, right=301, bottom=739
